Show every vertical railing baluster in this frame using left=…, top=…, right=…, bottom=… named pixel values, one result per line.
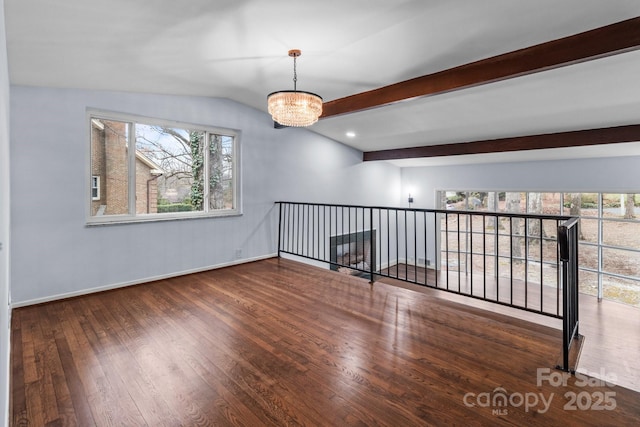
left=361, top=208, right=364, bottom=274
left=457, top=213, right=461, bottom=292
left=309, top=204, right=312, bottom=257
left=395, top=209, right=399, bottom=278
left=329, top=205, right=332, bottom=263
left=387, top=208, right=390, bottom=278
left=405, top=209, right=408, bottom=280
left=348, top=206, right=352, bottom=268
left=370, top=208, right=375, bottom=283
left=434, top=212, right=439, bottom=289
left=341, top=206, right=345, bottom=267
left=445, top=213, right=450, bottom=290
left=424, top=211, right=427, bottom=286
left=482, top=215, right=486, bottom=299
left=495, top=215, right=500, bottom=301
left=325, top=205, right=328, bottom=263
left=572, top=223, right=579, bottom=335
left=525, top=217, right=529, bottom=309
left=556, top=219, right=560, bottom=317
left=356, top=208, right=367, bottom=270
left=277, top=202, right=283, bottom=257
left=509, top=216, right=514, bottom=305
left=296, top=203, right=300, bottom=255
left=377, top=208, right=381, bottom=279
left=287, top=203, right=292, bottom=254
left=539, top=219, right=543, bottom=312
left=470, top=213, right=473, bottom=296
left=413, top=211, right=418, bottom=283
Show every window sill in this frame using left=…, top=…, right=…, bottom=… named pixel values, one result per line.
left=86, top=209, right=242, bottom=226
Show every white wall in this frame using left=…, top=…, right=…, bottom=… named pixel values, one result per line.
left=401, top=156, right=640, bottom=209
left=0, top=0, right=11, bottom=424
left=9, top=86, right=401, bottom=304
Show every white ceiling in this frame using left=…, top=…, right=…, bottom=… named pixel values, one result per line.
left=5, top=0, right=640, bottom=166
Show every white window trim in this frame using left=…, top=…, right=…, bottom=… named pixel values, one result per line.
left=86, top=109, right=242, bottom=225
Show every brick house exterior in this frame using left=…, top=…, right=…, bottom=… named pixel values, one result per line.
left=91, top=119, right=163, bottom=216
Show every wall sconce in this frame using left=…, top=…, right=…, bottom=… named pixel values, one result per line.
left=408, top=193, right=414, bottom=206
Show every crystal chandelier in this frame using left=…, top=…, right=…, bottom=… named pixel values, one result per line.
left=268, top=49, right=323, bottom=127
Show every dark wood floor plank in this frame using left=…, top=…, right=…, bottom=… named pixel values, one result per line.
left=9, top=315, right=27, bottom=426
left=10, top=257, right=640, bottom=426
left=61, top=301, right=146, bottom=426
left=85, top=294, right=187, bottom=426
left=111, top=284, right=271, bottom=427
left=101, top=292, right=217, bottom=426
left=17, top=306, right=62, bottom=426
left=39, top=305, right=78, bottom=427
left=155, top=278, right=324, bottom=426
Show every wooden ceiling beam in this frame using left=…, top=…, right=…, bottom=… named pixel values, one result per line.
left=363, top=125, right=640, bottom=161
left=322, top=17, right=640, bottom=119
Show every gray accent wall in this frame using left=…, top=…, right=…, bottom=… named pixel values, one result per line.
left=9, top=86, right=401, bottom=304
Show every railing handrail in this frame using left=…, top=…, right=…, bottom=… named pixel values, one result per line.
left=275, top=201, right=574, bottom=221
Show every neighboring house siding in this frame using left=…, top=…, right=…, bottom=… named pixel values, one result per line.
left=90, top=123, right=106, bottom=216
left=104, top=121, right=128, bottom=215
left=135, top=159, right=158, bottom=214
left=91, top=120, right=160, bottom=216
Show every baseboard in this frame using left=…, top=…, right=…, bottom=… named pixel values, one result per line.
left=11, top=254, right=277, bottom=309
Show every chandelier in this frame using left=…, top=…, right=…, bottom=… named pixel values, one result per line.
left=268, top=49, right=323, bottom=127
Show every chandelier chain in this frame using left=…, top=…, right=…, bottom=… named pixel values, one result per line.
left=293, top=55, right=297, bottom=91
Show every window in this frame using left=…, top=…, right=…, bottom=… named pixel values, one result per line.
left=440, top=190, right=640, bottom=308
left=91, top=176, right=100, bottom=200
left=89, top=112, right=240, bottom=223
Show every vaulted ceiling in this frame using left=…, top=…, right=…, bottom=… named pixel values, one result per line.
left=5, top=0, right=640, bottom=165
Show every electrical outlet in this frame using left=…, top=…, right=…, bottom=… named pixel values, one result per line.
left=235, top=248, right=242, bottom=259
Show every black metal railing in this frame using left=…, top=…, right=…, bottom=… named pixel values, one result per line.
left=558, top=217, right=581, bottom=371
left=276, top=201, right=580, bottom=371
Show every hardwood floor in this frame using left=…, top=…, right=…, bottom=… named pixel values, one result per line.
left=10, top=258, right=640, bottom=426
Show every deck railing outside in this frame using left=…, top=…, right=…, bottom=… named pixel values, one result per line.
left=276, top=201, right=580, bottom=371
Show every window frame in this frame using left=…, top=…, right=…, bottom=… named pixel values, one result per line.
left=91, top=175, right=100, bottom=201
left=87, top=109, right=242, bottom=225
left=437, top=189, right=640, bottom=305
